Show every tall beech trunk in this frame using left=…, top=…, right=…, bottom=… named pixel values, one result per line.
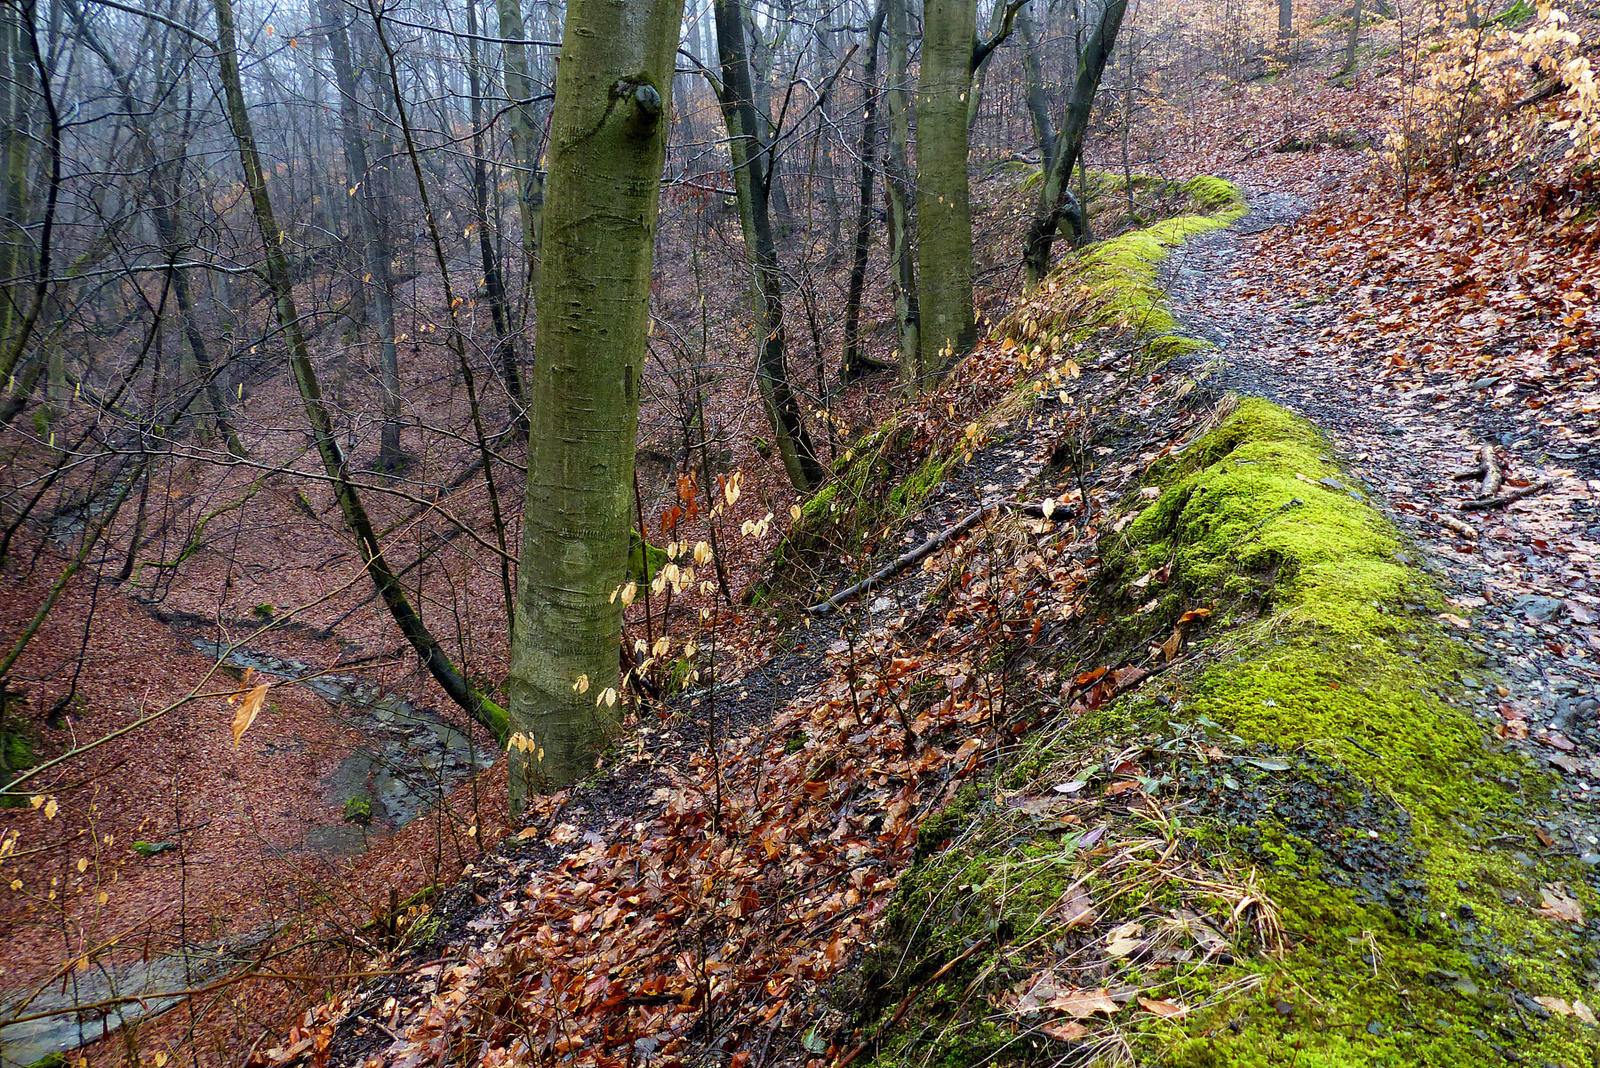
left=839, top=1, right=888, bottom=384
left=712, top=0, right=824, bottom=491
left=884, top=0, right=919, bottom=382
left=506, top=0, right=686, bottom=804
left=212, top=0, right=507, bottom=744
left=913, top=0, right=1022, bottom=388
left=1022, top=0, right=1128, bottom=289
left=315, top=0, right=405, bottom=469
left=914, top=0, right=980, bottom=385
left=1279, top=0, right=1293, bottom=39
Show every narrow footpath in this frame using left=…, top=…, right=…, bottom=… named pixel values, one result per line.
left=1162, top=186, right=1600, bottom=862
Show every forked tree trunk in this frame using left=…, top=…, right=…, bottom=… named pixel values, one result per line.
left=712, top=0, right=824, bottom=491
left=1022, top=0, right=1128, bottom=289
left=212, top=0, right=507, bottom=744
left=506, top=0, right=686, bottom=804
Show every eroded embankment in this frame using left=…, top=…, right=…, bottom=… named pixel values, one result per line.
left=842, top=244, right=1599, bottom=1063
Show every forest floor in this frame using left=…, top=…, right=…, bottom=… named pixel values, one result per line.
left=5, top=8, right=1600, bottom=1067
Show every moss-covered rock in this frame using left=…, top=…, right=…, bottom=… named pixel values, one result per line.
left=855, top=400, right=1599, bottom=1068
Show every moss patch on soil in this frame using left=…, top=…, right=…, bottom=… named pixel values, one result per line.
left=851, top=400, right=1599, bottom=1068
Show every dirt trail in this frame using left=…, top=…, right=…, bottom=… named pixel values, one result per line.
left=1161, top=185, right=1600, bottom=861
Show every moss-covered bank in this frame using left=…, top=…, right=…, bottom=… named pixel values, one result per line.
left=757, top=178, right=1249, bottom=611
left=853, top=401, right=1598, bottom=1067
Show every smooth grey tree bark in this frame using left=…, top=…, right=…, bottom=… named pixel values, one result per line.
left=506, top=0, right=687, bottom=804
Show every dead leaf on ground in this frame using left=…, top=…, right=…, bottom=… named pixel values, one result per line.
left=1535, top=884, right=1585, bottom=924
left=1046, top=988, right=1119, bottom=1018
left=1138, top=997, right=1189, bottom=1018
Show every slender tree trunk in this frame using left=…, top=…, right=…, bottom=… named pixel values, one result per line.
left=213, top=0, right=506, bottom=742
left=966, top=0, right=1008, bottom=134
left=914, top=0, right=980, bottom=384
left=496, top=0, right=547, bottom=308
left=884, top=0, right=919, bottom=382
left=1022, top=0, right=1128, bottom=289
left=466, top=0, right=528, bottom=429
left=506, top=0, right=686, bottom=804
left=712, top=0, right=824, bottom=491
left=1338, top=0, right=1363, bottom=78
left=839, top=1, right=888, bottom=384
left=314, top=0, right=406, bottom=470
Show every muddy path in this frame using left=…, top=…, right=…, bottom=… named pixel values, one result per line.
left=1161, top=184, right=1600, bottom=864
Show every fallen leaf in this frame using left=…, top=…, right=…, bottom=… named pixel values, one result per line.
left=1105, top=921, right=1143, bottom=958
left=1046, top=988, right=1119, bottom=1018
left=1138, top=997, right=1189, bottom=1018
left=1535, top=885, right=1585, bottom=924
left=1038, top=1020, right=1089, bottom=1042
left=231, top=683, right=269, bottom=748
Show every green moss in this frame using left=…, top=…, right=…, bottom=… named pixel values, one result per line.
left=859, top=399, right=1598, bottom=1068
left=1145, top=334, right=1214, bottom=360
left=887, top=452, right=954, bottom=516
left=1001, top=176, right=1247, bottom=359
left=628, top=530, right=669, bottom=586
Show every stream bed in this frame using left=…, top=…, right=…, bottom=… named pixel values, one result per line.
left=0, top=642, right=494, bottom=1068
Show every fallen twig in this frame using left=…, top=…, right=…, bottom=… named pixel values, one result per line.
left=1438, top=514, right=1479, bottom=539
left=1477, top=444, right=1503, bottom=501
left=806, top=501, right=1072, bottom=617
left=1460, top=479, right=1554, bottom=512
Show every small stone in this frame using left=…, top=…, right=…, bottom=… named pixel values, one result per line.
left=870, top=596, right=893, bottom=613
left=1517, top=595, right=1565, bottom=623
left=1580, top=853, right=1600, bottom=866
left=1551, top=677, right=1580, bottom=695
left=1460, top=676, right=1480, bottom=690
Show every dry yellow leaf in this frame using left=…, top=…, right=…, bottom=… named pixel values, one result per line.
left=231, top=683, right=269, bottom=748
